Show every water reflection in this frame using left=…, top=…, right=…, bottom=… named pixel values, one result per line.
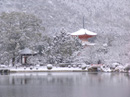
left=0, top=72, right=130, bottom=97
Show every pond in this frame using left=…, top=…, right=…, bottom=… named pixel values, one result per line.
left=0, top=72, right=130, bottom=97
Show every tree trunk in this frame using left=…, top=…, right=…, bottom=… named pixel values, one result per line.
left=12, top=57, right=15, bottom=66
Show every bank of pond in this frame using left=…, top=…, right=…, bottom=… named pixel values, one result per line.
left=0, top=63, right=130, bottom=74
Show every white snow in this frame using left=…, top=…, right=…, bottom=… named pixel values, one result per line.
left=9, top=66, right=87, bottom=72
left=100, top=66, right=111, bottom=72
left=2, top=64, right=130, bottom=73
left=70, top=29, right=97, bottom=36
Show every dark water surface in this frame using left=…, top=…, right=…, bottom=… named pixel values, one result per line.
left=0, top=72, right=130, bottom=97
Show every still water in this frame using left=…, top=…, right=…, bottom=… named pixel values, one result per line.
left=0, top=72, right=130, bottom=97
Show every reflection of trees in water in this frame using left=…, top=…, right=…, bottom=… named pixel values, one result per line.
left=45, top=73, right=79, bottom=86
left=109, top=73, right=130, bottom=84
left=87, top=73, right=102, bottom=85
left=7, top=73, right=77, bottom=85
left=0, top=73, right=130, bottom=86
left=7, top=73, right=92, bottom=85
left=0, top=73, right=130, bottom=97
left=82, top=73, right=130, bottom=85
left=10, top=76, right=30, bottom=85
left=124, top=73, right=130, bottom=79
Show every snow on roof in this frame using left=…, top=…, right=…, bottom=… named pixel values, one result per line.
left=20, top=48, right=33, bottom=54
left=70, top=29, right=97, bottom=36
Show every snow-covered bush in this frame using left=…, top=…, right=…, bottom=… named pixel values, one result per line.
left=47, top=64, right=53, bottom=70
left=72, top=31, right=130, bottom=66
left=30, top=66, right=33, bottom=70
left=110, top=63, right=120, bottom=69
left=0, top=12, right=44, bottom=66
left=124, top=64, right=130, bottom=71
left=78, top=65, right=81, bottom=68
left=81, top=63, right=87, bottom=70
left=59, top=63, right=70, bottom=67
left=1, top=0, right=130, bottom=67
left=73, top=65, right=76, bottom=68
left=114, top=65, right=124, bottom=72
left=68, top=65, right=71, bottom=68
left=41, top=29, right=82, bottom=64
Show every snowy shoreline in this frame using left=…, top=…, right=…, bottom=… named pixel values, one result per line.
left=0, top=63, right=130, bottom=73
left=9, top=67, right=88, bottom=73
left=0, top=66, right=129, bottom=73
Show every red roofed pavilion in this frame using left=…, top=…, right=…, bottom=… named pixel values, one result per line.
left=70, top=29, right=97, bottom=45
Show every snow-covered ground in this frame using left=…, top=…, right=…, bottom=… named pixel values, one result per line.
left=9, top=66, right=87, bottom=72
left=0, top=63, right=130, bottom=73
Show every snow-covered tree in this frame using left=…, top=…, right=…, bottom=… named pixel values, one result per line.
left=74, top=31, right=130, bottom=65
left=0, top=12, right=44, bottom=65
left=39, top=29, right=82, bottom=64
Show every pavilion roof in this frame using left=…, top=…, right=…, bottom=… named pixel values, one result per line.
left=70, top=29, right=97, bottom=36
left=20, top=48, right=34, bottom=55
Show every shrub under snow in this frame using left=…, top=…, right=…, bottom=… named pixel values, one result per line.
left=47, top=64, right=53, bottom=70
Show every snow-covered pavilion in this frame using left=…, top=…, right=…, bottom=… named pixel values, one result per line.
left=70, top=29, right=97, bottom=46
left=20, top=48, right=36, bottom=65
